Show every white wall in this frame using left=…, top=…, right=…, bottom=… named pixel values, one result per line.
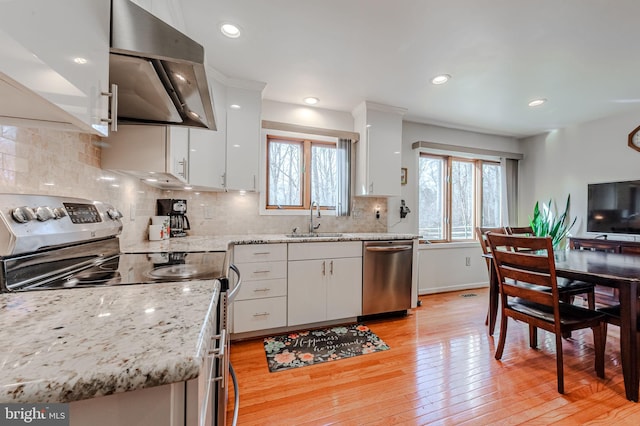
left=418, top=243, right=488, bottom=294
left=519, top=107, right=640, bottom=238
left=391, top=121, right=521, bottom=294
left=262, top=100, right=354, bottom=131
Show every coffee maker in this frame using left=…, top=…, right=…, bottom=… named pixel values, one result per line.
left=157, top=199, right=190, bottom=237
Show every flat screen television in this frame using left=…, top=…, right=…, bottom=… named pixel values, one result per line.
left=587, top=180, right=640, bottom=234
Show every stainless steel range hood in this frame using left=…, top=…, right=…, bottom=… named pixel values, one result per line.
left=110, top=0, right=216, bottom=130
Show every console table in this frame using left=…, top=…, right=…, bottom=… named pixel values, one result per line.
left=569, top=236, right=640, bottom=255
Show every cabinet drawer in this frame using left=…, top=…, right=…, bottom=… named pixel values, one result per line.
left=233, top=243, right=287, bottom=263
left=235, top=278, right=287, bottom=301
left=288, top=241, right=362, bottom=261
left=236, top=261, right=287, bottom=281
left=233, top=297, right=287, bottom=333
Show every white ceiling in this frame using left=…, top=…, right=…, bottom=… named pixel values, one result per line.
left=181, top=0, right=640, bottom=138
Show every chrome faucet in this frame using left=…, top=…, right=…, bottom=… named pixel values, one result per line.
left=309, top=201, right=321, bottom=233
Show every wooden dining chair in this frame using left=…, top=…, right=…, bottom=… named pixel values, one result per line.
left=476, top=226, right=506, bottom=335
left=486, top=232, right=606, bottom=394
left=506, top=226, right=596, bottom=310
left=505, top=225, right=534, bottom=236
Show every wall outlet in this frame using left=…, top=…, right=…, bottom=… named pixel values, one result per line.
left=465, top=256, right=471, bottom=266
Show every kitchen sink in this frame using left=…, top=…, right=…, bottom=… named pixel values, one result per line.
left=285, top=232, right=344, bottom=238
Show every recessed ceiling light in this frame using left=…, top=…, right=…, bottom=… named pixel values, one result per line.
left=220, top=23, right=241, bottom=38
left=528, top=98, right=547, bottom=107
left=303, top=97, right=319, bottom=105
left=230, top=104, right=241, bottom=109
left=188, top=111, right=201, bottom=119
left=73, top=57, right=87, bottom=65
left=431, top=74, right=451, bottom=85
left=174, top=73, right=187, bottom=82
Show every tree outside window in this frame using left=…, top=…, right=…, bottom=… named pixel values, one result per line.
left=267, top=136, right=336, bottom=210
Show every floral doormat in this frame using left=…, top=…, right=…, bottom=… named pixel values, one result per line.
left=263, top=324, right=390, bottom=372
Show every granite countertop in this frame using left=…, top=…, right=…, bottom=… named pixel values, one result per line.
left=0, top=280, right=220, bottom=403
left=122, top=232, right=420, bottom=253
left=1, top=232, right=415, bottom=404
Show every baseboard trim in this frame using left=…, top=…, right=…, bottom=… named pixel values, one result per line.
left=419, top=282, right=488, bottom=295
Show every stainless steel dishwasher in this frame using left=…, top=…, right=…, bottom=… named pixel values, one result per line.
left=362, top=240, right=414, bottom=315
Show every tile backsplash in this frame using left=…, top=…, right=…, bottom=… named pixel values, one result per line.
left=0, top=125, right=387, bottom=245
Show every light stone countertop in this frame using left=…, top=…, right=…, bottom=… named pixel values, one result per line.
left=0, top=280, right=220, bottom=403
left=1, top=232, right=416, bottom=404
left=122, top=232, right=420, bottom=253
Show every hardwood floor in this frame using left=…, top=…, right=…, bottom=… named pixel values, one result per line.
left=226, top=288, right=640, bottom=425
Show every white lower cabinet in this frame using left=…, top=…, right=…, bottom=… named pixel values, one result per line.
left=288, top=242, right=362, bottom=327
left=232, top=243, right=288, bottom=334
left=70, top=382, right=185, bottom=426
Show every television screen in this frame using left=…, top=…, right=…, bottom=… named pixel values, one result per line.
left=587, top=180, right=640, bottom=234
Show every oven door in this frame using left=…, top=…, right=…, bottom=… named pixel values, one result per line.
left=217, top=264, right=241, bottom=426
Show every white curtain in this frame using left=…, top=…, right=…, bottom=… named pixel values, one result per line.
left=336, top=138, right=352, bottom=216
left=500, top=157, right=519, bottom=226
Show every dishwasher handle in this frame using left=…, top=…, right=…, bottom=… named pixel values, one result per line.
left=365, top=245, right=413, bottom=252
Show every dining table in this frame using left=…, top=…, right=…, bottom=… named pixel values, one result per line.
left=485, top=249, right=640, bottom=402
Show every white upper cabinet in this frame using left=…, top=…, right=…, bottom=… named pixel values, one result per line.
left=226, top=85, right=263, bottom=191
left=352, top=101, right=406, bottom=197
left=187, top=76, right=264, bottom=192
left=0, top=0, right=111, bottom=136
left=102, top=125, right=190, bottom=187
left=188, top=128, right=226, bottom=189
left=188, top=70, right=227, bottom=189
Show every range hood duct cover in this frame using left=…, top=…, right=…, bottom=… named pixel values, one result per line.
left=109, top=0, right=216, bottom=130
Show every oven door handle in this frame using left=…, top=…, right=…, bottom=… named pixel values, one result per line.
left=227, top=263, right=242, bottom=302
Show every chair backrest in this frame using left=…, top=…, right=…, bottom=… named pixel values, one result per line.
left=475, top=226, right=506, bottom=256
left=486, top=232, right=559, bottom=309
left=506, top=226, right=534, bottom=236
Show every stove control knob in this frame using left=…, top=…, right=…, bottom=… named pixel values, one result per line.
left=52, top=207, right=67, bottom=219
left=107, top=208, right=123, bottom=220
left=35, top=206, right=55, bottom=221
left=12, top=206, right=36, bottom=223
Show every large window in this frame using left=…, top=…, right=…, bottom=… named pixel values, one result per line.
left=418, top=153, right=502, bottom=241
left=267, top=135, right=337, bottom=209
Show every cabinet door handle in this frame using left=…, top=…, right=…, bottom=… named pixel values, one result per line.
left=330, top=260, right=334, bottom=275
left=253, top=252, right=271, bottom=255
left=253, top=175, right=257, bottom=190
left=252, top=312, right=270, bottom=317
left=101, top=83, right=118, bottom=132
left=221, top=172, right=226, bottom=187
left=253, top=270, right=271, bottom=274
left=253, top=288, right=271, bottom=292
left=322, top=260, right=326, bottom=276
left=177, top=157, right=188, bottom=179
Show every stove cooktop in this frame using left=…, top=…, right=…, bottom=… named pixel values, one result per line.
left=15, top=251, right=227, bottom=291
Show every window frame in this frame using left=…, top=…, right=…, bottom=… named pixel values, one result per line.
left=266, top=134, right=337, bottom=211
left=418, top=152, right=501, bottom=243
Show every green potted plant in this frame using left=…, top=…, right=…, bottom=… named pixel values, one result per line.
left=529, top=194, right=577, bottom=250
